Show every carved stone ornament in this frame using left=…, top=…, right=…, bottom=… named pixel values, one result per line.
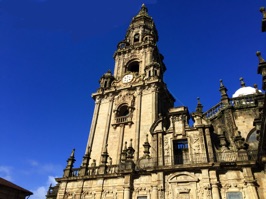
left=114, top=92, right=135, bottom=108
left=81, top=191, right=96, bottom=199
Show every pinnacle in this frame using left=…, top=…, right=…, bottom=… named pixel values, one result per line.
left=137, top=3, right=149, bottom=16
left=240, top=77, right=246, bottom=87
left=256, top=51, right=265, bottom=64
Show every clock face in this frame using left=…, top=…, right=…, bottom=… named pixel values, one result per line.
left=122, top=74, right=133, bottom=83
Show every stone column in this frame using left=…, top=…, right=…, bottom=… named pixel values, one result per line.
left=211, top=183, right=220, bottom=199
left=124, top=187, right=130, bottom=199
left=204, top=127, right=214, bottom=162
left=135, top=88, right=142, bottom=161
left=101, top=95, right=114, bottom=152
left=117, top=124, right=125, bottom=163
left=123, top=175, right=131, bottom=199
left=243, top=167, right=259, bottom=199
left=86, top=96, right=102, bottom=154
left=151, top=186, right=158, bottom=199
left=158, top=132, right=164, bottom=166
left=209, top=170, right=221, bottom=199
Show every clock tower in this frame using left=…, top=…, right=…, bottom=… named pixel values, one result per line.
left=47, top=4, right=265, bottom=199
left=86, top=4, right=174, bottom=166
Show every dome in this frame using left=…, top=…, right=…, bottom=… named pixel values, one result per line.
left=232, top=86, right=259, bottom=98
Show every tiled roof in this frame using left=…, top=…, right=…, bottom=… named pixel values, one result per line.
left=0, top=177, right=33, bottom=195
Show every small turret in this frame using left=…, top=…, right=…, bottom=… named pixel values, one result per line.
left=63, top=149, right=76, bottom=177
left=79, top=146, right=91, bottom=176
left=219, top=79, right=229, bottom=104
left=99, top=70, right=115, bottom=89
left=143, top=134, right=151, bottom=158
left=260, top=7, right=266, bottom=32
left=127, top=139, right=135, bottom=160
left=257, top=51, right=266, bottom=90
left=240, top=77, right=246, bottom=87
left=192, top=97, right=204, bottom=126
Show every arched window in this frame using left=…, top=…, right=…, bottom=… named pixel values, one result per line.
left=117, top=104, right=129, bottom=117
left=127, top=61, right=139, bottom=74
left=134, top=33, right=140, bottom=43
left=246, top=128, right=259, bottom=150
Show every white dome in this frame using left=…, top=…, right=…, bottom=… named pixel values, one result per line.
left=232, top=86, right=259, bottom=98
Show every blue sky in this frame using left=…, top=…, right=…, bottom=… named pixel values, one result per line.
left=0, top=0, right=265, bottom=198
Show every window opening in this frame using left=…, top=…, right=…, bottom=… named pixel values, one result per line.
left=127, top=61, right=139, bottom=74
left=173, top=139, right=188, bottom=164
left=134, top=33, right=140, bottom=42
left=226, top=192, right=243, bottom=199
left=154, top=70, right=157, bottom=76
left=118, top=105, right=129, bottom=117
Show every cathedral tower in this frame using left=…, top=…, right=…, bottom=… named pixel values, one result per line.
left=47, top=4, right=266, bottom=199
left=86, top=4, right=174, bottom=166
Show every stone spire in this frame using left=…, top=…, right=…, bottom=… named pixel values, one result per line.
left=125, top=4, right=158, bottom=44
left=143, top=134, right=151, bottom=158
left=191, top=97, right=204, bottom=126
left=127, top=139, right=135, bottom=159
left=195, top=97, right=203, bottom=114
left=219, top=79, right=229, bottom=104
left=240, top=77, right=246, bottom=87
left=63, top=149, right=76, bottom=177
left=260, top=7, right=266, bottom=32
left=121, top=141, right=128, bottom=163
left=79, top=146, right=91, bottom=176
left=136, top=4, right=149, bottom=17
left=256, top=51, right=266, bottom=90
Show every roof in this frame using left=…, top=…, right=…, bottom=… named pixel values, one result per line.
left=0, top=177, right=33, bottom=195
left=232, top=86, right=261, bottom=98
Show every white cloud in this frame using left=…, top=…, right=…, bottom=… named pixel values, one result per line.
left=31, top=176, right=57, bottom=199
left=0, top=166, right=12, bottom=181
left=28, top=160, right=39, bottom=167
left=31, top=186, right=46, bottom=199
left=47, top=176, right=57, bottom=186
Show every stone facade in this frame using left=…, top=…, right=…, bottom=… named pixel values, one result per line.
left=47, top=4, right=266, bottom=199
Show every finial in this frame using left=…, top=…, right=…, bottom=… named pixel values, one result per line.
left=70, top=148, right=75, bottom=158
left=240, top=77, right=245, bottom=87
left=260, top=7, right=265, bottom=13
left=219, top=79, right=224, bottom=87
left=137, top=3, right=148, bottom=16
left=124, top=141, right=127, bottom=150
left=195, top=97, right=203, bottom=114
left=129, top=139, right=133, bottom=147
left=197, top=97, right=201, bottom=104
left=103, top=144, right=108, bottom=153
left=256, top=51, right=265, bottom=64
left=254, top=84, right=260, bottom=93
left=146, top=134, right=149, bottom=142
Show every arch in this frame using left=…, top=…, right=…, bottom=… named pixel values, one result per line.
left=168, top=172, right=199, bottom=183
left=126, top=61, right=140, bottom=74
left=117, top=104, right=130, bottom=117
left=246, top=128, right=257, bottom=142
left=246, top=128, right=259, bottom=150
left=134, top=33, right=140, bottom=42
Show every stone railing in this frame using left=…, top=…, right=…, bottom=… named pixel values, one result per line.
left=112, top=114, right=133, bottom=128
left=229, top=95, right=257, bottom=108
left=70, top=165, right=120, bottom=177
left=71, top=168, right=80, bottom=177
left=173, top=150, right=258, bottom=165
left=203, top=102, right=225, bottom=119
left=174, top=153, right=208, bottom=165
left=204, top=95, right=258, bottom=119
left=115, top=115, right=130, bottom=123
left=216, top=150, right=258, bottom=162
